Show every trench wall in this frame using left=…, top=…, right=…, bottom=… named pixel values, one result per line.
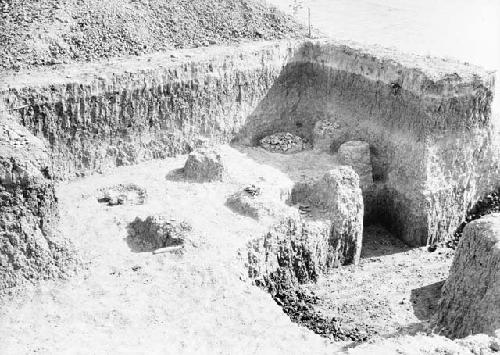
left=0, top=39, right=497, bottom=246
left=284, top=42, right=499, bottom=246
left=0, top=41, right=307, bottom=179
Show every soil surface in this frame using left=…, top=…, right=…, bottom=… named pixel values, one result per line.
left=0, top=0, right=306, bottom=72
left=275, top=225, right=453, bottom=344
left=0, top=145, right=494, bottom=354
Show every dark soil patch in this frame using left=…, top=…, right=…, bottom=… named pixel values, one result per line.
left=267, top=280, right=372, bottom=343
left=126, top=215, right=191, bottom=252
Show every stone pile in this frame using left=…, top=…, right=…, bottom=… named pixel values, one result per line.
left=98, top=183, right=147, bottom=206
left=259, top=132, right=309, bottom=154
left=338, top=140, right=373, bottom=189
left=437, top=213, right=500, bottom=338
left=183, top=148, right=228, bottom=182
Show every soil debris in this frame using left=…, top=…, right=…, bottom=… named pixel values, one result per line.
left=126, top=215, right=192, bottom=252
left=0, top=0, right=307, bottom=72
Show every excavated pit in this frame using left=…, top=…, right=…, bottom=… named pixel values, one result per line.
left=0, top=38, right=498, bottom=350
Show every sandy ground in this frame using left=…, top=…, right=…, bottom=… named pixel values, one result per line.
left=0, top=146, right=341, bottom=354
left=0, top=145, right=496, bottom=354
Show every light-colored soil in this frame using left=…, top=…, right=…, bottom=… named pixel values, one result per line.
left=0, top=145, right=494, bottom=354
left=0, top=146, right=340, bottom=354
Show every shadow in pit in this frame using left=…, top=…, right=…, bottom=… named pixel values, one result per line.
left=125, top=217, right=184, bottom=253
left=165, top=168, right=185, bottom=182
left=360, top=224, right=411, bottom=259
left=410, top=280, right=445, bottom=321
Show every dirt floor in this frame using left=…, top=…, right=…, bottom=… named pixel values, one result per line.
left=0, top=145, right=494, bottom=354
left=299, top=225, right=453, bottom=342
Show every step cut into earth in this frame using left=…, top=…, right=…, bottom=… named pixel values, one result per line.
left=0, top=38, right=497, bottom=293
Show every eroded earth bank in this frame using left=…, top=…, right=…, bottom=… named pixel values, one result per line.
left=1, top=35, right=500, bottom=353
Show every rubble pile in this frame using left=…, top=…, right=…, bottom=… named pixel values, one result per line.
left=97, top=183, right=148, bottom=206
left=259, top=132, right=309, bottom=154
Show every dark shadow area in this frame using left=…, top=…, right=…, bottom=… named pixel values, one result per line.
left=361, top=224, right=411, bottom=259
left=125, top=216, right=187, bottom=253
left=165, top=167, right=185, bottom=182
left=448, top=187, right=500, bottom=249
left=410, top=280, right=445, bottom=321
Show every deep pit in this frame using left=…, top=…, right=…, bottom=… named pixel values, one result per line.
left=1, top=36, right=499, bottom=352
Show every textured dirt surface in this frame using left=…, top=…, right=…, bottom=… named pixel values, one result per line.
left=0, top=145, right=497, bottom=354
left=303, top=226, right=453, bottom=342
left=0, top=146, right=342, bottom=354
left=0, top=0, right=307, bottom=72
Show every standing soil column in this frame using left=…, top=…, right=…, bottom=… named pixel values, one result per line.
left=0, top=119, right=78, bottom=293
left=437, top=213, right=500, bottom=338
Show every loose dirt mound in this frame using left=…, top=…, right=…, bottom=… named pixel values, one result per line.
left=0, top=0, right=306, bottom=71
left=126, top=215, right=192, bottom=252
left=183, top=148, right=228, bottom=182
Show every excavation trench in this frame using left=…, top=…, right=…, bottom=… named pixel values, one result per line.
left=0, top=38, right=498, bottom=349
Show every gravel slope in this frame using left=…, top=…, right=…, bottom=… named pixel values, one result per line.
left=0, top=0, right=306, bottom=71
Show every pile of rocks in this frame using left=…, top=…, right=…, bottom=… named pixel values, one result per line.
left=97, top=183, right=148, bottom=206
left=259, top=132, right=309, bottom=154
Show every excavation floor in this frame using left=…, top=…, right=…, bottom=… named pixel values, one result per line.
left=0, top=145, right=488, bottom=354
left=292, top=225, right=454, bottom=343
